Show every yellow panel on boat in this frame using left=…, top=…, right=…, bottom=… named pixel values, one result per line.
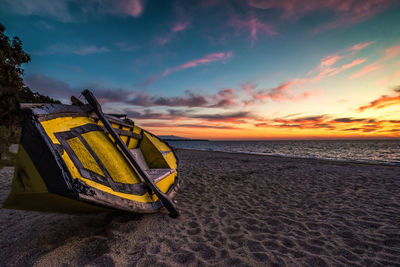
left=42, top=116, right=95, bottom=144
left=41, top=117, right=153, bottom=203
left=127, top=125, right=142, bottom=149
left=61, top=149, right=153, bottom=203
left=81, top=131, right=140, bottom=184
left=140, top=133, right=170, bottom=169
left=67, top=137, right=104, bottom=176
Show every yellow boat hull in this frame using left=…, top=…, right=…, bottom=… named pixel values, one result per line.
left=3, top=103, right=179, bottom=213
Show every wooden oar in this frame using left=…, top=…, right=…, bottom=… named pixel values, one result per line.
left=82, top=89, right=179, bottom=218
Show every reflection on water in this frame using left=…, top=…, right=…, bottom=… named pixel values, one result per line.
left=167, top=140, right=400, bottom=166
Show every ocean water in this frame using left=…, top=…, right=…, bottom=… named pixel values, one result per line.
left=167, top=140, right=400, bottom=166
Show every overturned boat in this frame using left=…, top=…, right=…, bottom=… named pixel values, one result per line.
left=3, top=90, right=179, bottom=217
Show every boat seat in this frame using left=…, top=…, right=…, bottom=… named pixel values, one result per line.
left=130, top=148, right=175, bottom=184
left=147, top=169, right=176, bottom=183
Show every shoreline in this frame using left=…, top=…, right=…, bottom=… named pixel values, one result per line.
left=1, top=149, right=400, bottom=265
left=173, top=148, right=400, bottom=167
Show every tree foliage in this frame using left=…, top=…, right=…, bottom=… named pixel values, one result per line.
left=0, top=23, right=30, bottom=125
left=0, top=23, right=61, bottom=164
left=0, top=23, right=60, bottom=126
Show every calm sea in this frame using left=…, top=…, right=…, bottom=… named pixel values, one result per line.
left=167, top=140, right=400, bottom=166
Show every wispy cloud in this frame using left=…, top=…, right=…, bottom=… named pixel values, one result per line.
left=350, top=43, right=400, bottom=79
left=72, top=45, right=110, bottom=55
left=190, top=111, right=252, bottom=124
left=348, top=41, right=375, bottom=52
left=175, top=124, right=239, bottom=129
left=25, top=74, right=74, bottom=99
left=154, top=36, right=171, bottom=46
left=3, top=0, right=145, bottom=22
left=248, top=0, right=395, bottom=33
left=231, top=16, right=276, bottom=45
left=243, top=81, right=322, bottom=106
left=153, top=20, right=191, bottom=46
left=242, top=42, right=372, bottom=106
left=349, top=64, right=382, bottom=80
left=210, top=88, right=236, bottom=107
left=128, top=91, right=208, bottom=108
left=114, top=42, right=140, bottom=52
left=123, top=108, right=253, bottom=125
left=307, top=42, right=372, bottom=81
left=33, top=44, right=110, bottom=56
left=144, top=52, right=233, bottom=86
left=127, top=88, right=237, bottom=108
left=25, top=73, right=132, bottom=103
left=25, top=73, right=238, bottom=108
left=358, top=87, right=400, bottom=112
left=171, top=21, right=190, bottom=32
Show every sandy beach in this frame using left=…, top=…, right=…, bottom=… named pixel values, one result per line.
left=1, top=148, right=400, bottom=266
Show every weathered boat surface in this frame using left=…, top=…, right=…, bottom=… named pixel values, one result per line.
left=3, top=97, right=179, bottom=215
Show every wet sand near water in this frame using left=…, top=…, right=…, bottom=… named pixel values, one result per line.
left=1, top=149, right=400, bottom=266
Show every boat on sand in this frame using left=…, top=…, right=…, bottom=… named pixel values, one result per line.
left=3, top=90, right=179, bottom=217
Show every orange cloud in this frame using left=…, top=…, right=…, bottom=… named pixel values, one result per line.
left=252, top=115, right=400, bottom=137
left=358, top=95, right=400, bottom=112
left=358, top=87, right=400, bottom=112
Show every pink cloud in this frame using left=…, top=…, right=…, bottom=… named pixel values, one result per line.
left=348, top=41, right=375, bottom=52
left=171, top=21, right=190, bottom=32
left=144, top=52, right=233, bottom=86
left=122, top=0, right=144, bottom=18
left=4, top=0, right=145, bottom=22
left=154, top=19, right=190, bottom=46
left=154, top=36, right=170, bottom=46
left=320, top=55, right=343, bottom=67
left=349, top=42, right=400, bottom=79
left=307, top=42, right=371, bottom=79
left=383, top=43, right=400, bottom=61
left=244, top=81, right=321, bottom=105
left=305, top=42, right=371, bottom=82
left=326, top=58, right=367, bottom=77
left=341, top=58, right=367, bottom=70
left=248, top=0, right=394, bottom=33
left=349, top=63, right=382, bottom=79
left=231, top=17, right=276, bottom=45
left=253, top=81, right=294, bottom=101
left=242, top=43, right=370, bottom=104
left=241, top=83, right=257, bottom=95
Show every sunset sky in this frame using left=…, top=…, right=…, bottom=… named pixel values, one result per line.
left=2, top=0, right=400, bottom=139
